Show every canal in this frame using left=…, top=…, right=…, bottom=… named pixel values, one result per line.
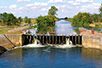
left=0, top=20, right=102, bottom=68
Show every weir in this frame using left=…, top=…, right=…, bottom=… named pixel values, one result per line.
left=22, top=34, right=82, bottom=45
left=0, top=34, right=82, bottom=53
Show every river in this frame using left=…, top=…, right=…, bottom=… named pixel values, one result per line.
left=0, top=20, right=102, bottom=68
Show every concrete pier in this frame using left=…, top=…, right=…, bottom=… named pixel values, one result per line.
left=82, top=34, right=102, bottom=50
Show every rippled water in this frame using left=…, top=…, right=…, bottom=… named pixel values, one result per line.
left=0, top=20, right=102, bottom=68
left=0, top=47, right=102, bottom=68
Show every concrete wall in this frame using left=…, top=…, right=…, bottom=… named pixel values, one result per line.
left=5, top=34, right=22, bottom=46
left=0, top=34, right=22, bottom=50
left=82, top=34, right=102, bottom=50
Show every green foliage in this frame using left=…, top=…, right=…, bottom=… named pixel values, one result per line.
left=18, top=17, right=22, bottom=23
left=91, top=14, right=102, bottom=22
left=28, top=19, right=31, bottom=24
left=48, top=6, right=58, bottom=16
left=36, top=15, right=57, bottom=33
left=24, top=16, right=31, bottom=24
left=0, top=12, right=18, bottom=25
left=99, top=3, right=102, bottom=17
left=36, top=16, right=48, bottom=33
left=72, top=12, right=93, bottom=27
left=66, top=18, right=73, bottom=22
left=95, top=24, right=102, bottom=28
left=24, top=16, right=28, bottom=23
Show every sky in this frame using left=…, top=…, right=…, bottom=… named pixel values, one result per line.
left=0, top=0, right=102, bottom=18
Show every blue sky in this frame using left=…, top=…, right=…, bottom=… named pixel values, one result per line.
left=0, top=0, right=102, bottom=18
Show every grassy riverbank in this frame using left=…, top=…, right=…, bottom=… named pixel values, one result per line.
left=0, top=26, right=21, bottom=34
left=66, top=12, right=102, bottom=28
left=0, top=26, right=34, bottom=34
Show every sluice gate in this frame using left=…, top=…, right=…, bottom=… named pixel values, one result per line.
left=22, top=34, right=82, bottom=45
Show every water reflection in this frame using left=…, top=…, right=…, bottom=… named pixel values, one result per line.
left=55, top=20, right=77, bottom=35
left=0, top=47, right=102, bottom=68
left=55, top=20, right=102, bottom=35
left=82, top=48, right=102, bottom=60
left=82, top=48, right=102, bottom=68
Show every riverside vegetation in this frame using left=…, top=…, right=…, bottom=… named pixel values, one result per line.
left=0, top=6, right=58, bottom=34
left=66, top=3, right=102, bottom=28
left=36, top=6, right=58, bottom=34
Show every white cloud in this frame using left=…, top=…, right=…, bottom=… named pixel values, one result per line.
left=9, top=4, right=17, bottom=9
left=41, top=8, right=48, bottom=12
left=1, top=0, right=100, bottom=18
left=48, top=0, right=66, bottom=3
left=26, top=2, right=48, bottom=7
left=72, top=2, right=80, bottom=6
left=67, top=1, right=74, bottom=4
left=80, top=3, right=100, bottom=13
left=0, top=6, right=7, bottom=8
left=48, top=0, right=80, bottom=6
left=57, top=5, right=72, bottom=13
left=76, top=0, right=94, bottom=3
left=16, top=0, right=30, bottom=3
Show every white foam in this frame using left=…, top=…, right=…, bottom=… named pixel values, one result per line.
left=9, top=38, right=76, bottom=51
left=52, top=44, right=76, bottom=49
left=22, top=44, right=48, bottom=48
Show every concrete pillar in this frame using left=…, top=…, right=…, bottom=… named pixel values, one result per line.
left=72, top=35, right=73, bottom=44
left=39, top=35, right=41, bottom=43
left=49, top=36, right=51, bottom=44
left=33, top=35, right=35, bottom=43
left=75, top=35, right=76, bottom=45
left=52, top=35, right=54, bottom=44
left=78, top=35, right=80, bottom=44
left=69, top=35, right=70, bottom=44
left=29, top=36, right=31, bottom=43
left=43, top=35, right=44, bottom=44
left=46, top=35, right=47, bottom=44
left=59, top=36, right=60, bottom=44
left=62, top=36, right=64, bottom=44
left=19, top=34, right=23, bottom=46
left=55, top=35, right=57, bottom=44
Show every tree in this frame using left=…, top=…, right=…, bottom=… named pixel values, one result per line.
left=36, top=15, right=57, bottom=33
left=48, top=6, right=58, bottom=16
left=46, top=15, right=56, bottom=26
left=18, top=17, right=22, bottom=23
left=24, top=16, right=28, bottom=23
left=72, top=12, right=92, bottom=27
left=99, top=3, right=102, bottom=17
left=24, top=16, right=31, bottom=24
left=36, top=16, right=48, bottom=33
left=28, top=19, right=31, bottom=24
left=0, top=12, right=18, bottom=25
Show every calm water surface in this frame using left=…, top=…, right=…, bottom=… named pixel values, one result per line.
left=0, top=47, right=102, bottom=68
left=0, top=20, right=102, bottom=68
left=55, top=20, right=77, bottom=34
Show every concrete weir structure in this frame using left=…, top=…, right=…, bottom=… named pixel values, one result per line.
left=0, top=33, right=102, bottom=55
left=0, top=34, right=82, bottom=54
left=21, top=34, right=82, bottom=45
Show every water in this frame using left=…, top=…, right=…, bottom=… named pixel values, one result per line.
left=0, top=47, right=102, bottom=68
left=55, top=20, right=77, bottom=35
left=0, top=20, right=102, bottom=68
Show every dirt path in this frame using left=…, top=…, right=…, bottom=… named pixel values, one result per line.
left=8, top=26, right=30, bottom=33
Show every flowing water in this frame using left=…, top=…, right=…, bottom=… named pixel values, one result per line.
left=0, top=20, right=102, bottom=68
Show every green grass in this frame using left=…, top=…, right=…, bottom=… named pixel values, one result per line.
left=0, top=28, right=13, bottom=34
left=0, top=26, right=24, bottom=34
